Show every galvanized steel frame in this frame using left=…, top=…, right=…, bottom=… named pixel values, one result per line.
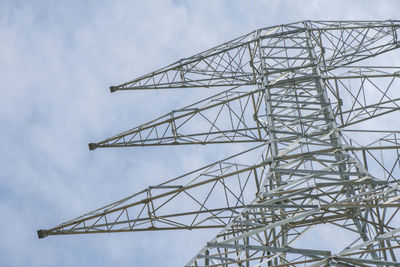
left=38, top=20, right=400, bottom=266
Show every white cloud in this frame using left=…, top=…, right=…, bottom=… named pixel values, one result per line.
left=1, top=0, right=400, bottom=266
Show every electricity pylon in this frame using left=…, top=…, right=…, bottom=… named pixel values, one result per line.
left=38, top=21, right=400, bottom=266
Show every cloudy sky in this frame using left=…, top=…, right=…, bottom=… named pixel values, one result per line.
left=1, top=0, right=400, bottom=266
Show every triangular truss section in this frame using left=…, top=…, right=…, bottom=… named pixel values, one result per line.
left=39, top=20, right=400, bottom=266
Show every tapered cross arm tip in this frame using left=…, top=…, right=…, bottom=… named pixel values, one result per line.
left=37, top=229, right=48, bottom=239
left=88, top=143, right=97, bottom=150
left=110, top=86, right=117, bottom=93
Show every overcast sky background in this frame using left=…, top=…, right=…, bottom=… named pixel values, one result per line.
left=1, top=0, right=400, bottom=266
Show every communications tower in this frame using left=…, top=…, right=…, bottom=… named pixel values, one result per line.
left=38, top=21, right=400, bottom=266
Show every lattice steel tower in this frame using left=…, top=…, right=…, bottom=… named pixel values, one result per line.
left=38, top=21, right=400, bottom=266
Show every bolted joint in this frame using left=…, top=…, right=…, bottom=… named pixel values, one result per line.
left=37, top=229, right=48, bottom=239
left=109, top=86, right=118, bottom=93
left=88, top=143, right=97, bottom=150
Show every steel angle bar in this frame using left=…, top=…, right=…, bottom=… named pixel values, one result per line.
left=219, top=209, right=320, bottom=243
left=206, top=243, right=331, bottom=257
left=334, top=256, right=400, bottom=266
left=339, top=227, right=400, bottom=255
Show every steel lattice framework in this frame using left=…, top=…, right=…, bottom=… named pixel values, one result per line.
left=38, top=21, right=400, bottom=266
